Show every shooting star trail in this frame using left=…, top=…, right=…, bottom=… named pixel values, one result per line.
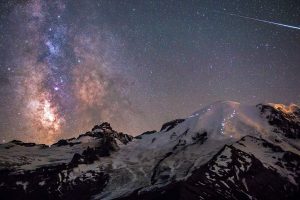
left=217, top=11, right=300, bottom=31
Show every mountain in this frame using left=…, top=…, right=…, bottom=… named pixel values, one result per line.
left=0, top=101, right=299, bottom=200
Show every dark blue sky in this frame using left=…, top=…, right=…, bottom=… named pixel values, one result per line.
left=0, top=0, right=299, bottom=144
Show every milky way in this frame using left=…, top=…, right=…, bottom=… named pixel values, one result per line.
left=1, top=0, right=139, bottom=144
left=0, top=0, right=300, bottom=144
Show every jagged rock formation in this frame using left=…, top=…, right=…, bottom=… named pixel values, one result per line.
left=118, top=136, right=300, bottom=200
left=258, top=103, right=300, bottom=139
left=0, top=122, right=133, bottom=200
left=0, top=101, right=299, bottom=200
left=160, top=119, right=185, bottom=132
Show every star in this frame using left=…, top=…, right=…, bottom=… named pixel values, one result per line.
left=0, top=0, right=299, bottom=144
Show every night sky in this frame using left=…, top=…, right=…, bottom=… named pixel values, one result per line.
left=0, top=0, right=299, bottom=144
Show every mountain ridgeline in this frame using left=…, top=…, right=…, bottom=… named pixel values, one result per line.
left=0, top=101, right=299, bottom=200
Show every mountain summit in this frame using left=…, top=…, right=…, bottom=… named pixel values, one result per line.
left=0, top=101, right=299, bottom=200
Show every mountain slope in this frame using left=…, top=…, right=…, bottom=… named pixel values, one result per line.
left=0, top=123, right=133, bottom=199
left=117, top=135, right=300, bottom=200
left=0, top=101, right=299, bottom=200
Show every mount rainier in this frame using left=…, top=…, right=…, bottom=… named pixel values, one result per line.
left=0, top=101, right=299, bottom=200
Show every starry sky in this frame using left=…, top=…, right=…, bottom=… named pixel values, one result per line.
left=0, top=0, right=299, bottom=144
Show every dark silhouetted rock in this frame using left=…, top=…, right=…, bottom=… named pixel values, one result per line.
left=160, top=119, right=185, bottom=132
left=135, top=130, right=157, bottom=139
left=258, top=104, right=300, bottom=139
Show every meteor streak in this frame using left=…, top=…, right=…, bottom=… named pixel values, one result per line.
left=217, top=11, right=300, bottom=31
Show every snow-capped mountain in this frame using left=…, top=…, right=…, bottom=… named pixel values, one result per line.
left=0, top=101, right=299, bottom=200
